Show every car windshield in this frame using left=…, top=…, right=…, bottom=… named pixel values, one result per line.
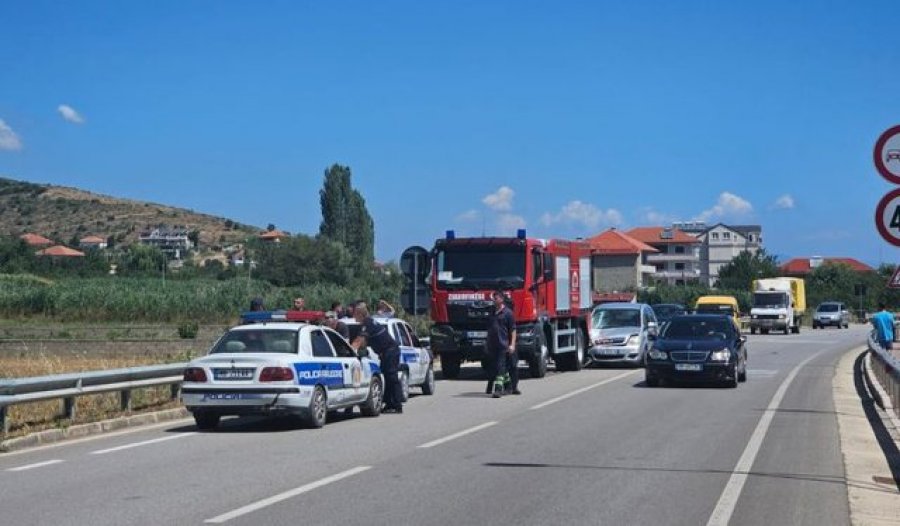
left=753, top=292, right=787, bottom=308
left=653, top=305, right=685, bottom=319
left=696, top=304, right=735, bottom=316
left=662, top=318, right=733, bottom=340
left=210, top=329, right=298, bottom=354
left=592, top=308, right=641, bottom=329
left=435, top=247, right=525, bottom=290
left=818, top=304, right=839, bottom=312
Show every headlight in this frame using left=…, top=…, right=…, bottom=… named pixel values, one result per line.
left=709, top=350, right=730, bottom=362
left=752, top=314, right=758, bottom=319
left=648, top=349, right=668, bottom=360
left=626, top=334, right=640, bottom=346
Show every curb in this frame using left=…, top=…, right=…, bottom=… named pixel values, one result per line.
left=0, top=407, right=190, bottom=453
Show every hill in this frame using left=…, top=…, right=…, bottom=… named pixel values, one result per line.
left=0, top=176, right=260, bottom=250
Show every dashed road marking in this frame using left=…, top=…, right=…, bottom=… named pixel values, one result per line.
left=530, top=370, right=638, bottom=410
left=6, top=459, right=65, bottom=472
left=418, top=421, right=498, bottom=449
left=90, top=432, right=197, bottom=455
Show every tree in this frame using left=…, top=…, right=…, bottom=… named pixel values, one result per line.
left=255, top=235, right=355, bottom=287
left=318, top=164, right=375, bottom=266
left=116, top=245, right=167, bottom=276
left=715, top=249, right=780, bottom=290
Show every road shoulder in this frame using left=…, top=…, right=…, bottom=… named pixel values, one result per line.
left=833, top=347, right=900, bottom=525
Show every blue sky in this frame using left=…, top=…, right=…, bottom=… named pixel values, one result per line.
left=1, top=1, right=898, bottom=265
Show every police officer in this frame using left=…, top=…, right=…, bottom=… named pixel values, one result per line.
left=486, top=290, right=519, bottom=397
left=351, top=302, right=404, bottom=413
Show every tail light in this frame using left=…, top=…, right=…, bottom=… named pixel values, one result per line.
left=183, top=367, right=207, bottom=382
left=259, top=367, right=295, bottom=382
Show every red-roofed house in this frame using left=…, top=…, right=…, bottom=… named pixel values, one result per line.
left=259, top=230, right=288, bottom=243
left=36, top=245, right=85, bottom=257
left=20, top=233, right=52, bottom=247
left=79, top=235, right=108, bottom=250
left=780, top=256, right=874, bottom=276
left=626, top=227, right=702, bottom=285
left=587, top=229, right=658, bottom=292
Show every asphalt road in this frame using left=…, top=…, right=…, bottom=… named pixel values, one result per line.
left=0, top=326, right=870, bottom=525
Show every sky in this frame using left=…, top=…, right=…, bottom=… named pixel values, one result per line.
left=1, top=1, right=899, bottom=265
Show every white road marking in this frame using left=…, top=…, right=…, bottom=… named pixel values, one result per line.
left=204, top=466, right=372, bottom=524
left=705, top=352, right=820, bottom=526
left=90, top=432, right=197, bottom=455
left=417, top=421, right=498, bottom=449
left=6, top=459, right=65, bottom=472
left=529, top=370, right=638, bottom=410
left=746, top=369, right=779, bottom=377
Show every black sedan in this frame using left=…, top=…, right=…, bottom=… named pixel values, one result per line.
left=644, top=314, right=747, bottom=388
left=651, top=303, right=687, bottom=324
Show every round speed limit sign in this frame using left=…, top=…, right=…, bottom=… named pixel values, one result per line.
left=876, top=188, right=900, bottom=247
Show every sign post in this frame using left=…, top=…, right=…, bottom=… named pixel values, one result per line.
left=874, top=126, right=900, bottom=292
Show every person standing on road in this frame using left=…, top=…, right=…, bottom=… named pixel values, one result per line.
left=351, top=303, right=404, bottom=413
left=485, top=290, right=518, bottom=397
left=871, top=303, right=895, bottom=350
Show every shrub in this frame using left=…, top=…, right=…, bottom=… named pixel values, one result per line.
left=177, top=321, right=199, bottom=339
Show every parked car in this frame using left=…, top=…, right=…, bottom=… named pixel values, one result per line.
left=344, top=316, right=435, bottom=402
left=181, top=312, right=384, bottom=430
left=812, top=302, right=850, bottom=329
left=587, top=302, right=658, bottom=367
left=651, top=303, right=687, bottom=324
left=645, top=314, right=747, bottom=388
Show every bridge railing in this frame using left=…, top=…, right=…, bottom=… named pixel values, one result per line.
left=867, top=331, right=900, bottom=421
left=0, top=363, right=187, bottom=435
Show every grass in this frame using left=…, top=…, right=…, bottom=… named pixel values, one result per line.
left=1, top=352, right=185, bottom=438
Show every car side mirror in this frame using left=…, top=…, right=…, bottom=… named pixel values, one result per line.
left=739, top=336, right=747, bottom=344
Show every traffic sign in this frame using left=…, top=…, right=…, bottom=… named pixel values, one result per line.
left=874, top=125, right=900, bottom=184
left=888, top=267, right=900, bottom=289
left=875, top=188, right=900, bottom=247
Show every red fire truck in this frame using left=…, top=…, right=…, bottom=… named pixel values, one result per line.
left=427, top=230, right=593, bottom=379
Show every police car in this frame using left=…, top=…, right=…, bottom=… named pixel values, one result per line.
left=181, top=311, right=384, bottom=430
left=344, top=316, right=435, bottom=402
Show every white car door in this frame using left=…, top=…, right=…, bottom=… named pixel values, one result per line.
left=393, top=321, right=424, bottom=385
left=308, top=329, right=349, bottom=405
left=324, top=328, right=368, bottom=403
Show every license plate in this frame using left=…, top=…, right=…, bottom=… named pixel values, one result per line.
left=675, top=363, right=703, bottom=372
left=203, top=393, right=264, bottom=400
left=213, top=368, right=255, bottom=380
left=467, top=331, right=487, bottom=339
left=600, top=348, right=623, bottom=356
left=470, top=339, right=485, bottom=347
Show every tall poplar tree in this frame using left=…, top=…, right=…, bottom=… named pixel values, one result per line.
left=319, top=164, right=375, bottom=268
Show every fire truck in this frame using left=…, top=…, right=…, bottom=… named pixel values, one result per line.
left=425, top=229, right=593, bottom=379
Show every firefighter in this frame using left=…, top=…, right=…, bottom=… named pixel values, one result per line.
left=486, top=290, right=519, bottom=397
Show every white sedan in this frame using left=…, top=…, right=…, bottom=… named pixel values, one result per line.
left=181, top=314, right=384, bottom=430
left=344, top=316, right=435, bottom=402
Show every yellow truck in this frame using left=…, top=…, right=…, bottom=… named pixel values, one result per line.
left=749, top=277, right=806, bottom=335
left=695, top=295, right=742, bottom=330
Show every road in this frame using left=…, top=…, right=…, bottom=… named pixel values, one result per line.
left=0, top=327, right=869, bottom=525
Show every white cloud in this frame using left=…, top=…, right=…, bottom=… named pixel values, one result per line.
left=57, top=104, right=85, bottom=124
left=540, top=200, right=623, bottom=230
left=0, top=119, right=22, bottom=151
left=497, top=213, right=526, bottom=234
left=639, top=207, right=679, bottom=225
left=773, top=194, right=795, bottom=210
left=482, top=186, right=515, bottom=211
left=695, top=192, right=753, bottom=222
left=456, top=209, right=479, bottom=222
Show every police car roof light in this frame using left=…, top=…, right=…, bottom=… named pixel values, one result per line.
left=240, top=310, right=326, bottom=324
left=285, top=310, right=326, bottom=322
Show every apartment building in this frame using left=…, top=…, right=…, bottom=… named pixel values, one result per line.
left=674, top=222, right=763, bottom=286
left=626, top=227, right=701, bottom=285
left=587, top=228, right=658, bottom=292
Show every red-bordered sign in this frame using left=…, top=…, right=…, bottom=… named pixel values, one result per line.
left=874, top=125, right=900, bottom=184
left=888, top=266, right=900, bottom=289
left=875, top=188, right=900, bottom=247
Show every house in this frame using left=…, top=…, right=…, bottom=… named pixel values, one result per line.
left=626, top=227, right=702, bottom=285
left=36, top=245, right=85, bottom=257
left=139, top=226, right=193, bottom=259
left=229, top=250, right=246, bottom=267
left=79, top=235, right=108, bottom=250
left=20, top=233, right=52, bottom=247
left=673, top=222, right=764, bottom=286
left=587, top=228, right=658, bottom=292
left=258, top=230, right=288, bottom=243
left=780, top=256, right=875, bottom=276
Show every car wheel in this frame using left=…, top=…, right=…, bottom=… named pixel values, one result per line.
left=307, top=386, right=328, bottom=428
left=360, top=377, right=383, bottom=417
left=738, top=362, right=747, bottom=383
left=725, top=364, right=739, bottom=388
left=558, top=330, right=585, bottom=372
left=645, top=372, right=659, bottom=387
left=750, top=327, right=757, bottom=335
left=528, top=332, right=548, bottom=378
left=399, top=370, right=410, bottom=403
left=421, top=367, right=435, bottom=395
left=761, top=329, right=769, bottom=335
left=441, top=354, right=461, bottom=379
left=193, top=412, right=220, bottom=431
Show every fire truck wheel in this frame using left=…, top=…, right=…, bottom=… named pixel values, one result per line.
left=528, top=337, right=548, bottom=378
left=441, top=355, right=461, bottom=379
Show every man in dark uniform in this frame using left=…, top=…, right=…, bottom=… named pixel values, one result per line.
left=351, top=303, right=404, bottom=413
left=486, top=290, right=519, bottom=397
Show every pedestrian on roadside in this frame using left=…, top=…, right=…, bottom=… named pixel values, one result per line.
left=871, top=303, right=895, bottom=351
left=351, top=302, right=403, bottom=413
left=485, top=290, right=519, bottom=397
left=249, top=297, right=265, bottom=311
left=376, top=299, right=396, bottom=317
left=324, top=311, right=350, bottom=339
left=292, top=297, right=305, bottom=311
left=331, top=301, right=348, bottom=318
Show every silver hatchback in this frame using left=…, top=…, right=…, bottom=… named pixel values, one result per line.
left=813, top=302, right=850, bottom=329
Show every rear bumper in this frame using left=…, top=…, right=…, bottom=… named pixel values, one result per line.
left=750, top=319, right=787, bottom=330
left=813, top=317, right=843, bottom=326
left=182, top=386, right=310, bottom=416
left=646, top=361, right=734, bottom=383
left=587, top=345, right=642, bottom=365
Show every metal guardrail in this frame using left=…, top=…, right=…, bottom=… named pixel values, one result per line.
left=0, top=363, right=187, bottom=434
left=867, top=331, right=900, bottom=421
